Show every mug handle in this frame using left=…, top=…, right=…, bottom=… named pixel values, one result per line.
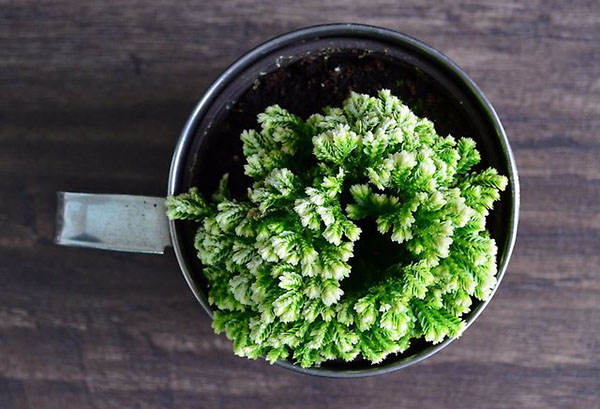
left=54, top=192, right=171, bottom=254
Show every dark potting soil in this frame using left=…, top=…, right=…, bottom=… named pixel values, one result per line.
left=187, top=47, right=479, bottom=202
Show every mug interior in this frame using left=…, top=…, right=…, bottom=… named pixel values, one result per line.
left=169, top=25, right=518, bottom=377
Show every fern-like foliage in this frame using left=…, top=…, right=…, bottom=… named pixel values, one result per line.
left=166, top=90, right=507, bottom=368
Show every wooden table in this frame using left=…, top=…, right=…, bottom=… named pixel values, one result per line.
left=1, top=1, right=598, bottom=408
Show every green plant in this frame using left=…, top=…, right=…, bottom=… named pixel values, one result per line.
left=166, top=90, right=507, bottom=368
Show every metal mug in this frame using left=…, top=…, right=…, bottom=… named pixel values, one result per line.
left=55, top=23, right=520, bottom=377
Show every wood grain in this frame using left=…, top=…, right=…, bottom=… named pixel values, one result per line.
left=1, top=0, right=599, bottom=408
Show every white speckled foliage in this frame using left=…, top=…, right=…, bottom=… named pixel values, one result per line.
left=166, top=90, right=507, bottom=368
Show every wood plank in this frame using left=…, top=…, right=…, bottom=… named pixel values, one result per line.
left=0, top=0, right=598, bottom=408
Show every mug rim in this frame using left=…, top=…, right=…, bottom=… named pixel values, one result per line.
left=167, top=23, right=520, bottom=378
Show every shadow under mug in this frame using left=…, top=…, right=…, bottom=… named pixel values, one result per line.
left=55, top=23, right=520, bottom=378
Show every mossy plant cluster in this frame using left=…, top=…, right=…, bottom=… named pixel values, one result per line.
left=166, top=90, right=507, bottom=368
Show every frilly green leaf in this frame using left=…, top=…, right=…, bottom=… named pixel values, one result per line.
left=166, top=89, right=507, bottom=368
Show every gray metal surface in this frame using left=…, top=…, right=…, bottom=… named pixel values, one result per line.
left=55, top=192, right=171, bottom=254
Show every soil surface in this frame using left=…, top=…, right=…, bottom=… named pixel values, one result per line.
left=187, top=48, right=476, bottom=199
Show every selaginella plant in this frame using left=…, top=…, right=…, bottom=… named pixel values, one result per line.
left=166, top=89, right=507, bottom=368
